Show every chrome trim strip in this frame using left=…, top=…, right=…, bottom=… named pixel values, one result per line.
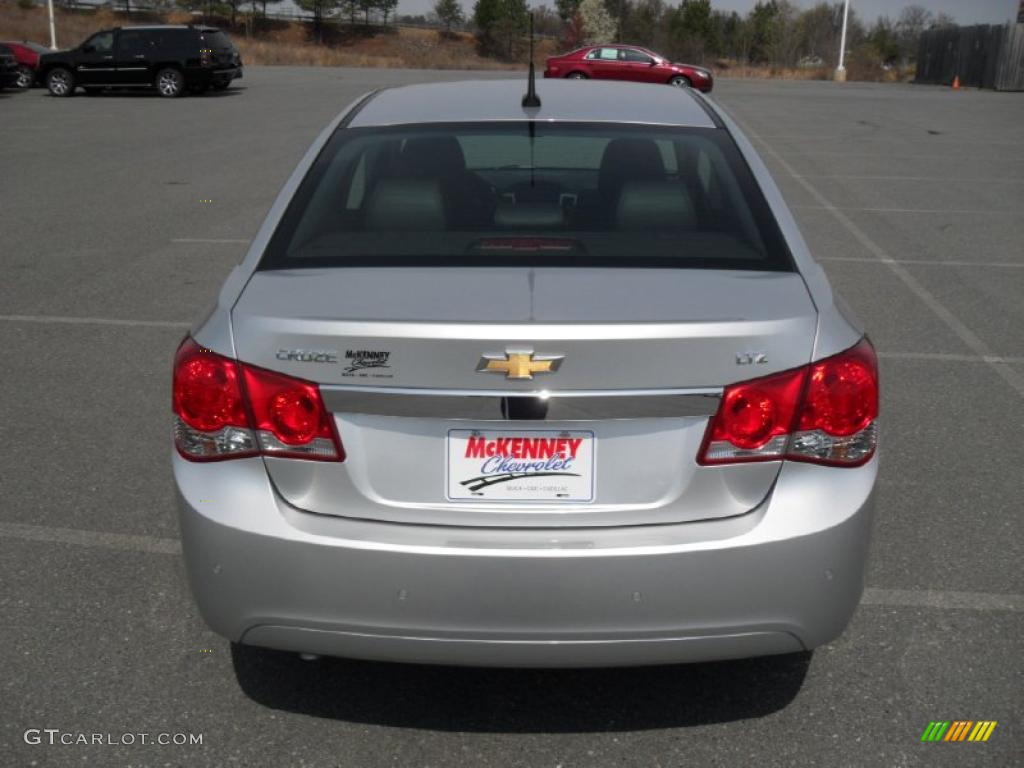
left=320, top=386, right=722, bottom=420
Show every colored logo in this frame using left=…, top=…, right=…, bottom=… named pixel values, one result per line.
left=477, top=349, right=564, bottom=380
left=920, top=721, right=997, bottom=742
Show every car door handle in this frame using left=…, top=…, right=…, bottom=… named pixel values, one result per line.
left=134, top=55, right=146, bottom=59
left=103, top=55, right=113, bottom=59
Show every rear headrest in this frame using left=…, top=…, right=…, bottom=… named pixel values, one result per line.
left=598, top=138, right=665, bottom=197
left=399, top=136, right=466, bottom=178
left=364, top=179, right=445, bottom=231
left=615, top=182, right=697, bottom=230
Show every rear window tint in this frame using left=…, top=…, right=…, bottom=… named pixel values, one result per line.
left=259, top=122, right=793, bottom=272
left=200, top=30, right=234, bottom=49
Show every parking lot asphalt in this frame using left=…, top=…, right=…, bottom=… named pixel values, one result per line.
left=1, top=69, right=1021, bottom=767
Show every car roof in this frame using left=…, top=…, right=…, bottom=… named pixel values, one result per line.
left=348, top=80, right=718, bottom=129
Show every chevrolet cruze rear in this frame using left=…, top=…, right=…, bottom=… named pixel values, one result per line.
left=173, top=80, right=877, bottom=667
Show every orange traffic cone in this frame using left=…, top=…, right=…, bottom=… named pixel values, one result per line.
left=952, top=75, right=961, bottom=89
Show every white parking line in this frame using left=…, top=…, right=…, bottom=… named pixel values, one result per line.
left=861, top=588, right=1023, bottom=612
left=0, top=314, right=190, bottom=329
left=1, top=522, right=1020, bottom=612
left=731, top=117, right=1024, bottom=399
left=171, top=238, right=249, bottom=244
left=0, top=522, right=181, bottom=555
left=820, top=256, right=1024, bottom=269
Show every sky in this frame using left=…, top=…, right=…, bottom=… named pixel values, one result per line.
left=393, top=0, right=1021, bottom=23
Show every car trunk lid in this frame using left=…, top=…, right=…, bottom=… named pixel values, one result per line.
left=231, top=267, right=817, bottom=527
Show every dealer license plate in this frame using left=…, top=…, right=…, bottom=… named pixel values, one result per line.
left=446, top=429, right=595, bottom=502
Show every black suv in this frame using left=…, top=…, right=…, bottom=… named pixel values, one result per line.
left=37, top=25, right=242, bottom=98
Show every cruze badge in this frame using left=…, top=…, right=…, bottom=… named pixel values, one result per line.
left=477, top=349, right=564, bottom=380
left=276, top=349, right=338, bottom=364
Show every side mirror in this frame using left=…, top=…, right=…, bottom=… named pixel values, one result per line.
left=81, top=44, right=95, bottom=53
left=649, top=60, right=657, bottom=66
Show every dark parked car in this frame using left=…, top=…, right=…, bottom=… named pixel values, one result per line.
left=0, top=40, right=50, bottom=88
left=0, top=44, right=22, bottom=91
left=544, top=45, right=713, bottom=92
left=0, top=40, right=49, bottom=88
left=36, top=25, right=242, bottom=98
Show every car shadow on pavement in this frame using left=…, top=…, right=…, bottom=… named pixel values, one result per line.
left=77, top=88, right=246, bottom=98
left=231, top=644, right=811, bottom=732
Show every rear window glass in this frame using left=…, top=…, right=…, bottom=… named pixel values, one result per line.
left=200, top=30, right=234, bottom=49
left=260, top=122, right=793, bottom=272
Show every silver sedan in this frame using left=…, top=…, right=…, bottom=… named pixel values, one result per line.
left=172, top=79, right=878, bottom=667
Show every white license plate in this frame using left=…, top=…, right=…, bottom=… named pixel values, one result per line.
left=446, top=429, right=595, bottom=502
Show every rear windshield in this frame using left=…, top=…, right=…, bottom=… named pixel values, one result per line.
left=200, top=30, right=234, bottom=50
left=260, top=122, right=793, bottom=271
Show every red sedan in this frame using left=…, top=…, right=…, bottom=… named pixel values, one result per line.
left=0, top=40, right=50, bottom=89
left=544, top=45, right=713, bottom=92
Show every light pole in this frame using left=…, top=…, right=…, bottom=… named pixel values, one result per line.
left=834, top=0, right=849, bottom=81
left=47, top=0, right=57, bottom=49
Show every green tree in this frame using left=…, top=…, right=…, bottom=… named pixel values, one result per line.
left=710, top=9, right=746, bottom=60
left=797, top=2, right=840, bottom=63
left=623, top=0, right=665, bottom=50
left=377, top=0, right=399, bottom=24
left=747, top=0, right=779, bottom=64
left=435, top=0, right=465, bottom=33
left=296, top=0, right=340, bottom=41
left=667, top=0, right=711, bottom=62
left=867, top=16, right=899, bottom=64
left=473, top=0, right=529, bottom=59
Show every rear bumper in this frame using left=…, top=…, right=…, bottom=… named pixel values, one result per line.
left=175, top=454, right=876, bottom=667
left=189, top=66, right=242, bottom=85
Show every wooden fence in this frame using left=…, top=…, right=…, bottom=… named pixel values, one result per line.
left=915, top=23, right=1024, bottom=91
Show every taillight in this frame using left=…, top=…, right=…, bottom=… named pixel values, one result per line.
left=172, top=338, right=343, bottom=462
left=698, top=338, right=878, bottom=467
left=242, top=364, right=343, bottom=460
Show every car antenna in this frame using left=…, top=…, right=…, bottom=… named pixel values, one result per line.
left=522, top=13, right=541, bottom=108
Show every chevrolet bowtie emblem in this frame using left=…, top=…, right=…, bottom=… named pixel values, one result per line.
left=476, top=349, right=564, bottom=380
